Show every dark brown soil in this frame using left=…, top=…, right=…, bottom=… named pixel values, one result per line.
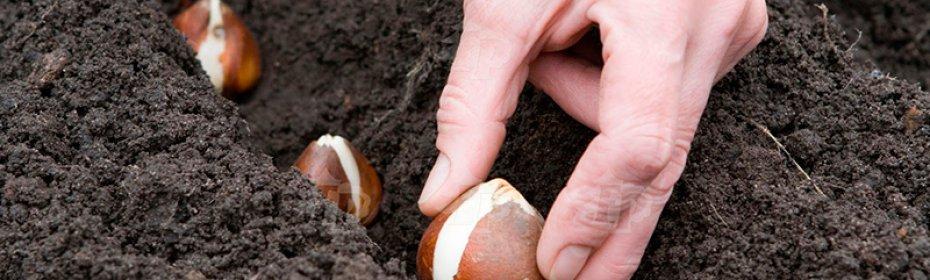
left=1, top=0, right=928, bottom=279
left=0, top=0, right=401, bottom=279
left=823, top=0, right=930, bottom=87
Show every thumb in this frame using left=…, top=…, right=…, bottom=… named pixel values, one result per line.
left=417, top=1, right=552, bottom=216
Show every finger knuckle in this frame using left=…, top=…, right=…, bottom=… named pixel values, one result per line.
left=591, top=1, right=688, bottom=37
left=647, top=167, right=679, bottom=199
left=436, top=83, right=477, bottom=127
left=563, top=187, right=626, bottom=242
left=651, top=17, right=689, bottom=42
left=736, top=0, right=769, bottom=46
left=462, top=1, right=538, bottom=45
left=634, top=156, right=688, bottom=204
left=603, top=124, right=675, bottom=181
left=747, top=11, right=769, bottom=45
left=716, top=21, right=741, bottom=43
left=703, top=0, right=750, bottom=39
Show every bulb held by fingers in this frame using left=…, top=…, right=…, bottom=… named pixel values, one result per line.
left=293, top=134, right=382, bottom=226
left=417, top=179, right=545, bottom=280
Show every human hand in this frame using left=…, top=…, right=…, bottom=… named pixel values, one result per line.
left=418, top=0, right=768, bottom=279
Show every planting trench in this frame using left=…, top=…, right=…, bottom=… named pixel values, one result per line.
left=1, top=0, right=929, bottom=278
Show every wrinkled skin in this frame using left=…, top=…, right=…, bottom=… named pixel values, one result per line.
left=417, top=0, right=769, bottom=279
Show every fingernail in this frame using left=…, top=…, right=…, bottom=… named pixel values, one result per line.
left=419, top=153, right=450, bottom=204
left=549, top=245, right=592, bottom=280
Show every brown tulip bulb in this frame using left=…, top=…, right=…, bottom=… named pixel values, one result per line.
left=293, top=135, right=382, bottom=225
left=173, top=0, right=261, bottom=99
left=417, top=179, right=545, bottom=280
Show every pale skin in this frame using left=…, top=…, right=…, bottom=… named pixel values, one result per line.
left=418, top=0, right=769, bottom=279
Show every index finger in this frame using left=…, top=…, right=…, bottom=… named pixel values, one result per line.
left=418, top=1, right=557, bottom=216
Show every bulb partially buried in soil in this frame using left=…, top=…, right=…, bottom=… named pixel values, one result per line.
left=417, top=179, right=545, bottom=280
left=293, top=134, right=382, bottom=225
left=172, top=0, right=261, bottom=99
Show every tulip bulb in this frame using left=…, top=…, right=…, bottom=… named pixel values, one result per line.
left=173, top=0, right=261, bottom=99
left=293, top=135, right=382, bottom=225
left=417, top=179, right=545, bottom=280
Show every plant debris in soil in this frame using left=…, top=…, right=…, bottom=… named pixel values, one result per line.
left=824, top=0, right=930, bottom=88
left=1, top=0, right=929, bottom=279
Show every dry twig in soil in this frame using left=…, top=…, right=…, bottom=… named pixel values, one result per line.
left=748, top=119, right=826, bottom=197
